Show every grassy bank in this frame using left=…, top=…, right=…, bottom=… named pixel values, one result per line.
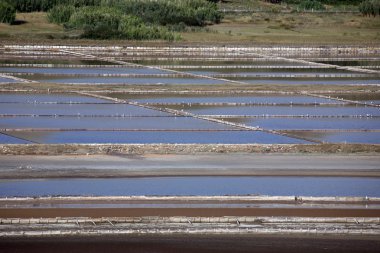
left=0, top=10, right=379, bottom=45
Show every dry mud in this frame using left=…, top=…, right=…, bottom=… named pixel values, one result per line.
left=1, top=144, right=379, bottom=156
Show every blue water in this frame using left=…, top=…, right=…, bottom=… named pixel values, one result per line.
left=37, top=77, right=226, bottom=85
left=188, top=71, right=356, bottom=76
left=137, top=60, right=308, bottom=66
left=5, top=130, right=309, bottom=144
left=241, top=118, right=380, bottom=130
left=0, top=177, right=379, bottom=197
left=0, top=103, right=169, bottom=116
left=307, top=132, right=380, bottom=144
left=240, top=79, right=380, bottom=85
left=128, top=95, right=340, bottom=104
left=0, top=67, right=169, bottom=75
left=0, top=116, right=232, bottom=130
left=0, top=133, right=32, bottom=144
left=0, top=77, right=16, bottom=83
left=0, top=93, right=108, bottom=103
left=179, top=105, right=380, bottom=116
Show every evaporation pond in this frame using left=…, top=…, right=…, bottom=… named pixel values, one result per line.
left=289, top=131, right=380, bottom=144
left=239, top=79, right=380, bottom=85
left=4, top=130, right=309, bottom=144
left=0, top=103, right=168, bottom=116
left=0, top=117, right=231, bottom=130
left=27, top=76, right=226, bottom=85
left=0, top=93, right=108, bottom=103
left=135, top=60, right=309, bottom=66
left=0, top=133, right=32, bottom=144
left=0, top=77, right=16, bottom=83
left=236, top=118, right=380, bottom=130
left=174, top=105, right=380, bottom=116
left=116, top=94, right=340, bottom=104
left=0, top=59, right=120, bottom=65
left=0, top=67, right=169, bottom=75
left=186, top=69, right=357, bottom=76
left=0, top=177, right=379, bottom=197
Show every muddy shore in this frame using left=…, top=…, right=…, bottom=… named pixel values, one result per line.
left=1, top=144, right=379, bottom=156
left=0, top=153, right=379, bottom=178
left=1, top=234, right=379, bottom=253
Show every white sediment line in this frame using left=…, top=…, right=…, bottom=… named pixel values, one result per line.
left=0, top=73, right=37, bottom=83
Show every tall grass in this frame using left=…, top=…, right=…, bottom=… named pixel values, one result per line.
left=0, top=0, right=15, bottom=24
left=359, top=0, right=380, bottom=16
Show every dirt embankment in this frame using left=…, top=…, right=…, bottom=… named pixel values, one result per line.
left=0, top=143, right=379, bottom=156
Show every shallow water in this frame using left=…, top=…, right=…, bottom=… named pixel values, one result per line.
left=0, top=116, right=232, bottom=130
left=0, top=103, right=169, bottom=116
left=0, top=133, right=32, bottom=144
left=134, top=60, right=309, bottom=66
left=0, top=93, right=108, bottom=103
left=0, top=177, right=379, bottom=197
left=4, top=130, right=309, bottom=144
left=187, top=70, right=358, bottom=76
left=237, top=118, right=380, bottom=130
left=292, top=131, right=380, bottom=144
left=238, top=79, right=380, bottom=85
left=120, top=95, right=340, bottom=104
left=173, top=105, right=380, bottom=116
left=0, top=67, right=169, bottom=75
left=0, top=77, right=16, bottom=83
left=0, top=59, right=117, bottom=65
left=315, top=60, right=380, bottom=67
left=32, top=76, right=226, bottom=85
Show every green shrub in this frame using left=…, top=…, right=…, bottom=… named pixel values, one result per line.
left=298, top=0, right=326, bottom=10
left=284, top=0, right=362, bottom=4
left=118, top=0, right=222, bottom=26
left=118, top=15, right=175, bottom=40
left=359, top=0, right=380, bottom=16
left=48, top=5, right=76, bottom=24
left=68, top=6, right=122, bottom=29
left=68, top=8, right=177, bottom=40
left=9, top=0, right=102, bottom=13
left=0, top=0, right=16, bottom=24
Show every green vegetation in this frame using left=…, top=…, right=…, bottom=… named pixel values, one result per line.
left=64, top=6, right=176, bottom=40
left=47, top=5, right=76, bottom=24
left=298, top=0, right=325, bottom=10
left=1, top=0, right=379, bottom=43
left=44, top=0, right=222, bottom=40
left=359, top=0, right=380, bottom=16
left=117, top=0, right=222, bottom=26
left=0, top=0, right=16, bottom=24
left=6, top=0, right=101, bottom=12
left=284, top=0, right=362, bottom=4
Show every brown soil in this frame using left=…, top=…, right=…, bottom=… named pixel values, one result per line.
left=1, top=234, right=379, bottom=253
